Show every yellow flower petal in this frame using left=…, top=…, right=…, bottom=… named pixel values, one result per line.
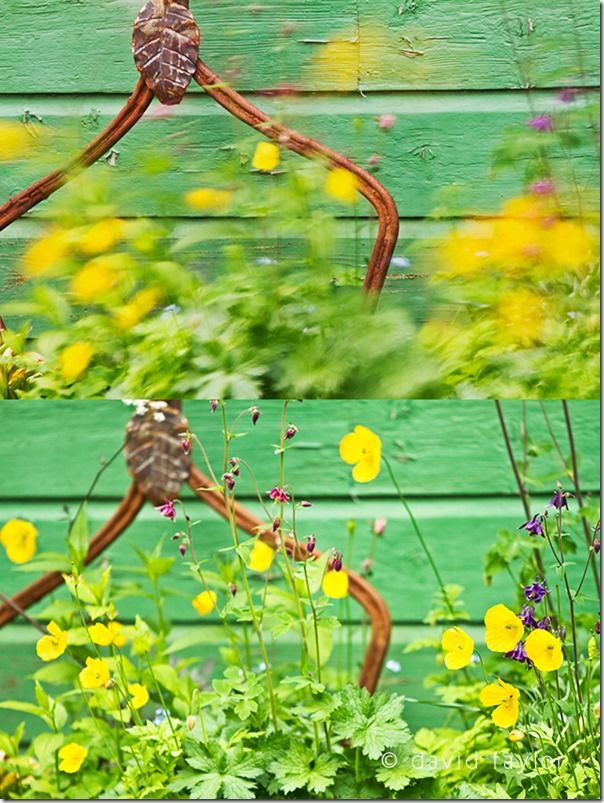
left=326, top=168, right=358, bottom=204
left=128, top=683, right=149, bottom=710
left=339, top=425, right=382, bottom=483
left=247, top=540, right=275, bottom=573
left=484, top=604, right=524, bottom=653
left=192, top=590, right=217, bottom=616
left=70, top=256, right=121, bottom=303
left=322, top=569, right=349, bottom=599
left=492, top=698, right=519, bottom=728
left=108, top=621, right=128, bottom=648
left=58, top=743, right=87, bottom=773
left=252, top=141, right=280, bottom=172
left=78, top=218, right=124, bottom=255
left=113, top=287, right=162, bottom=330
left=22, top=229, right=70, bottom=277
left=36, top=621, right=68, bottom=662
left=480, top=679, right=520, bottom=727
left=524, top=629, right=563, bottom=672
left=79, top=657, right=110, bottom=689
left=60, top=342, right=94, bottom=384
left=442, top=627, right=475, bottom=670
left=88, top=623, right=113, bottom=646
left=185, top=188, right=233, bottom=211
left=1, top=519, right=38, bottom=564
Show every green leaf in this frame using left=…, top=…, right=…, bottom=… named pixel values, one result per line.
left=67, top=504, right=89, bottom=569
left=269, top=741, right=342, bottom=795
left=31, top=732, right=64, bottom=765
left=331, top=685, right=410, bottom=760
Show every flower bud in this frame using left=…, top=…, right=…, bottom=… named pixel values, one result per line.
left=229, top=458, right=240, bottom=476
left=186, top=715, right=196, bottom=731
left=508, top=730, right=524, bottom=743
left=210, top=400, right=219, bottom=413
left=593, top=538, right=601, bottom=554
left=104, top=678, right=116, bottom=690
left=331, top=551, right=343, bottom=572
left=228, top=583, right=237, bottom=597
left=300, top=500, right=312, bottom=508
left=285, top=424, right=298, bottom=440
left=306, top=535, right=316, bottom=555
left=179, top=543, right=187, bottom=557
left=271, top=517, right=280, bottom=532
left=595, top=620, right=601, bottom=635
left=362, top=558, right=373, bottom=576
left=347, top=519, right=356, bottom=536
left=222, top=472, right=235, bottom=491
left=373, top=517, right=387, bottom=536
left=250, top=406, right=260, bottom=425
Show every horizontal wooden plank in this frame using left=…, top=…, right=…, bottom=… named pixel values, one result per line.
left=0, top=401, right=598, bottom=499
left=0, top=0, right=597, bottom=94
left=0, top=91, right=597, bottom=221
left=0, top=496, right=596, bottom=624
left=0, top=623, right=471, bottom=734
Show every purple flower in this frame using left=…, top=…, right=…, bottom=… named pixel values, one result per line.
left=268, top=487, right=289, bottom=504
left=210, top=399, right=219, bottom=413
left=222, top=472, right=236, bottom=491
left=306, top=535, right=316, bottom=555
left=548, top=487, right=570, bottom=510
left=373, top=517, right=388, bottom=536
left=529, top=178, right=555, bottom=196
left=593, top=538, right=600, bottom=555
left=271, top=517, right=280, bottom=533
left=528, top=114, right=554, bottom=132
left=536, top=616, right=552, bottom=632
left=524, top=578, right=549, bottom=603
left=331, top=551, right=343, bottom=572
left=519, top=604, right=538, bottom=629
left=181, top=437, right=191, bottom=455
left=155, top=498, right=176, bottom=520
left=558, top=87, right=579, bottom=103
left=250, top=406, right=261, bottom=426
left=285, top=424, right=298, bottom=440
left=505, top=641, right=533, bottom=666
left=519, top=514, right=544, bottom=537
left=556, top=624, right=566, bottom=640
left=229, top=457, right=240, bottom=476
left=178, top=542, right=187, bottom=557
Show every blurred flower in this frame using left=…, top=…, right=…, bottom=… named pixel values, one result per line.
left=268, top=487, right=289, bottom=503
left=0, top=121, right=31, bottom=160
left=545, top=220, right=593, bottom=273
left=185, top=188, right=232, bottom=211
left=89, top=621, right=127, bottom=648
left=548, top=486, right=570, bottom=510
left=79, top=657, right=110, bottom=689
left=252, top=142, right=280, bottom=172
left=594, top=701, right=600, bottom=719
left=368, top=154, right=381, bottom=167
left=248, top=539, right=275, bottom=572
left=326, top=168, right=359, bottom=203
left=524, top=629, right=563, bottom=671
left=60, top=342, right=94, bottom=383
left=440, top=229, right=491, bottom=276
left=527, top=114, right=553, bottom=132
left=128, top=683, right=149, bottom=709
left=229, top=458, right=240, bottom=476
left=1, top=518, right=38, bottom=564
left=181, top=434, right=192, bottom=455
left=192, top=590, right=217, bottom=616
left=70, top=256, right=121, bottom=303
left=361, top=557, right=373, bottom=576
left=373, top=517, right=387, bottom=536
left=36, top=621, right=68, bottom=662
left=496, top=290, right=545, bottom=347
left=385, top=659, right=401, bottom=673
left=484, top=604, right=524, bottom=653
left=113, top=288, right=162, bottom=330
left=479, top=679, right=520, bottom=727
left=594, top=538, right=601, bottom=554
left=58, top=743, right=87, bottom=774
left=299, top=500, right=312, bottom=508
left=558, top=87, right=579, bottom=103
left=77, top=218, right=124, bottom=255
left=595, top=620, right=600, bottom=635
left=378, top=113, right=396, bottom=129
left=155, top=498, right=176, bottom=520
left=339, top=425, right=382, bottom=483
left=22, top=228, right=70, bottom=277
left=518, top=605, right=537, bottom=629
left=524, top=578, right=549, bottom=603
left=322, top=569, right=349, bottom=598
left=505, top=640, right=532, bottom=666
left=186, top=715, right=196, bottom=730
left=529, top=178, right=555, bottom=196
left=390, top=256, right=410, bottom=270
left=519, top=514, right=544, bottom=537
left=442, top=626, right=475, bottom=670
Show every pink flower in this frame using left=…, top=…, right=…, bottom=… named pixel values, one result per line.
left=210, top=400, right=219, bottom=412
left=373, top=516, right=388, bottom=536
left=527, top=115, right=553, bottom=132
left=379, top=113, right=396, bottom=130
left=285, top=424, right=298, bottom=440
left=155, top=499, right=176, bottom=520
left=529, top=178, right=555, bottom=196
left=558, top=87, right=579, bottom=103
left=268, top=487, right=289, bottom=503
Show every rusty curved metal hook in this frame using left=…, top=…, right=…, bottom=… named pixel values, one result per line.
left=0, top=1, right=399, bottom=296
left=0, top=403, right=391, bottom=692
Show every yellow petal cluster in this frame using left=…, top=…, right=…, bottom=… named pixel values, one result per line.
left=185, top=187, right=233, bottom=211
left=88, top=621, right=127, bottom=648
left=322, top=569, right=349, bottom=598
left=247, top=539, right=275, bottom=573
left=479, top=678, right=520, bottom=728
left=326, top=168, right=358, bottom=204
left=58, top=743, right=87, bottom=773
left=192, top=590, right=217, bottom=616
left=484, top=604, right=524, bottom=653
left=524, top=629, right=563, bottom=672
left=0, top=518, right=38, bottom=564
left=113, top=287, right=162, bottom=330
left=79, top=657, right=110, bottom=689
left=128, top=683, right=149, bottom=709
left=60, top=342, right=94, bottom=383
left=339, top=425, right=382, bottom=483
left=70, top=255, right=121, bottom=303
left=441, top=627, right=475, bottom=670
left=22, top=229, right=70, bottom=277
left=77, top=218, right=124, bottom=255
left=36, top=621, right=68, bottom=662
left=252, top=142, right=280, bottom=172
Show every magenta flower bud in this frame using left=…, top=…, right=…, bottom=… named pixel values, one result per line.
left=379, top=113, right=396, bottom=130
left=529, top=178, right=555, bottom=196
left=250, top=406, right=261, bottom=425
left=558, top=87, right=579, bottom=103
left=268, top=487, right=289, bottom=503
left=228, top=582, right=237, bottom=597
left=300, top=500, right=312, bottom=508
left=527, top=114, right=553, bottom=132
left=181, top=437, right=191, bottom=455
left=362, top=558, right=373, bottom=576
left=373, top=517, right=387, bottom=536
left=210, top=399, right=219, bottom=413
left=331, top=551, right=343, bottom=572
left=155, top=498, right=176, bottom=520
left=595, top=620, right=600, bottom=635
left=222, top=472, right=236, bottom=491
left=285, top=424, right=298, bottom=440
left=229, top=457, right=241, bottom=476
left=306, top=535, right=316, bottom=555
left=272, top=517, right=281, bottom=532
left=179, top=543, right=187, bottom=557
left=593, top=538, right=601, bottom=554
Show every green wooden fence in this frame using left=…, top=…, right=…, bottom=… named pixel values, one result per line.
left=0, top=400, right=599, bottom=732
left=0, top=0, right=599, bottom=315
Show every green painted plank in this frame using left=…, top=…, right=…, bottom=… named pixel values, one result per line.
left=0, top=401, right=598, bottom=499
left=0, top=91, right=597, bottom=221
left=0, top=0, right=597, bottom=94
left=359, top=0, right=599, bottom=91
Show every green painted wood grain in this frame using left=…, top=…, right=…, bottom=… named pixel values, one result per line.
left=0, top=401, right=598, bottom=499
left=0, top=0, right=597, bottom=94
left=0, top=91, right=597, bottom=222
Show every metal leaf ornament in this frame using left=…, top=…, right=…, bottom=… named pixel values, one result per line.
left=133, top=0, right=200, bottom=105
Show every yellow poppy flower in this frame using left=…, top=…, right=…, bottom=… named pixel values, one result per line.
left=440, top=229, right=493, bottom=276
left=524, top=629, right=563, bottom=672
left=484, top=604, right=524, bottom=653
left=325, top=168, right=359, bottom=204
left=79, top=657, right=110, bottom=689
left=22, top=228, right=70, bottom=277
left=252, top=141, right=280, bottom=172
left=78, top=218, right=124, bottom=255
left=185, top=187, right=233, bottom=211
left=113, top=287, right=162, bottom=330
left=479, top=678, right=520, bottom=728
left=58, top=743, right=87, bottom=773
left=60, top=342, right=94, bottom=383
left=339, top=425, right=382, bottom=483
left=128, top=683, right=149, bottom=710
left=36, top=621, right=68, bottom=662
left=88, top=621, right=127, bottom=648
left=0, top=518, right=38, bottom=564
left=322, top=569, right=349, bottom=599
left=247, top=539, right=275, bottom=572
left=70, top=256, right=120, bottom=303
left=441, top=627, right=475, bottom=670
left=192, top=590, right=217, bottom=616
